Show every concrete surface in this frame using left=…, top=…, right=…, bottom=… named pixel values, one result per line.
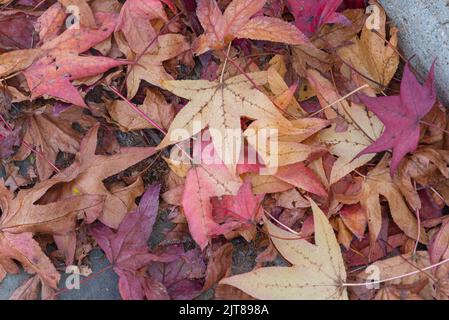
left=0, top=249, right=120, bottom=300
left=379, top=0, right=449, bottom=105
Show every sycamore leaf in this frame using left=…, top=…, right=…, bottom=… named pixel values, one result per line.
left=287, top=0, right=350, bottom=37
left=357, top=63, right=437, bottom=176
left=338, top=3, right=399, bottom=91
left=307, top=69, right=383, bottom=184
left=220, top=199, right=348, bottom=299
left=158, top=71, right=291, bottom=167
left=116, top=0, right=168, bottom=54
left=337, top=157, right=427, bottom=246
left=115, top=33, right=190, bottom=99
left=193, top=0, right=311, bottom=55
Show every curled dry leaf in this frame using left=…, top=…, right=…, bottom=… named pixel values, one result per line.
left=307, top=69, right=383, bottom=184
left=115, top=32, right=190, bottom=99
left=338, top=2, right=399, bottom=91
left=337, top=157, right=427, bottom=246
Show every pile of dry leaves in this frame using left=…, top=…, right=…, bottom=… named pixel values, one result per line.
left=1, top=0, right=449, bottom=300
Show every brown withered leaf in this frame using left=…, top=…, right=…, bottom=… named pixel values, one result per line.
left=338, top=3, right=399, bottom=91
left=13, top=105, right=96, bottom=180
left=395, top=147, right=449, bottom=210
left=107, top=88, right=174, bottom=131
left=38, top=124, right=156, bottom=229
left=202, top=242, right=234, bottom=292
left=338, top=157, right=427, bottom=246
left=115, top=32, right=190, bottom=99
left=0, top=164, right=105, bottom=288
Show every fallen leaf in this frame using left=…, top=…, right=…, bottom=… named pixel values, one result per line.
left=107, top=88, right=175, bottom=131
left=116, top=0, right=168, bottom=54
left=0, top=12, right=126, bottom=106
left=193, top=0, right=311, bottom=55
left=357, top=63, right=437, bottom=175
left=181, top=147, right=242, bottom=249
left=158, top=71, right=291, bottom=167
left=287, top=0, right=350, bottom=37
left=220, top=199, right=348, bottom=299
left=0, top=166, right=105, bottom=287
left=39, top=124, right=156, bottom=228
left=337, top=157, right=427, bottom=246
left=13, top=105, right=96, bottom=180
left=90, top=184, right=167, bottom=300
left=338, top=3, right=399, bottom=91
left=307, top=68, right=383, bottom=184
left=116, top=32, right=190, bottom=99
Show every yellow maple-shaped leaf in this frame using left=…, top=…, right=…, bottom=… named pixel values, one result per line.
left=307, top=69, right=384, bottom=184
left=220, top=199, right=348, bottom=300
left=157, top=71, right=291, bottom=167
left=337, top=157, right=427, bottom=246
left=338, top=3, right=399, bottom=91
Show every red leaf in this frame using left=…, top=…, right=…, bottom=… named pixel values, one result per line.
left=90, top=184, right=170, bottom=300
left=0, top=12, right=36, bottom=50
left=357, top=63, right=437, bottom=175
left=23, top=12, right=126, bottom=107
left=287, top=0, right=350, bottom=37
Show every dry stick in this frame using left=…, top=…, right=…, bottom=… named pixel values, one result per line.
left=0, top=113, right=60, bottom=173
left=343, top=255, right=449, bottom=288
left=308, top=84, right=370, bottom=117
left=413, top=180, right=421, bottom=256
left=264, top=208, right=301, bottom=236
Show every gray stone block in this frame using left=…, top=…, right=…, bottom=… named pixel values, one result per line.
left=379, top=0, right=449, bottom=104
